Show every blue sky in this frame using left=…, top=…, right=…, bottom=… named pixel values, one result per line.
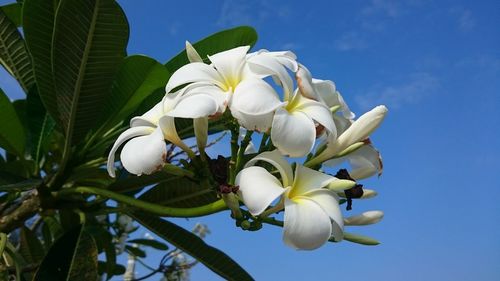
left=1, top=0, right=499, bottom=280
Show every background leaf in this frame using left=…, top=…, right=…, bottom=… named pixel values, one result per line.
left=0, top=88, right=26, bottom=156
left=165, top=26, right=258, bottom=73
left=127, top=238, right=168, bottom=250
left=0, top=8, right=34, bottom=92
left=0, top=3, right=21, bottom=27
left=34, top=224, right=99, bottom=281
left=131, top=213, right=254, bottom=281
left=97, top=55, right=170, bottom=133
left=19, top=226, right=45, bottom=264
left=50, top=0, right=129, bottom=144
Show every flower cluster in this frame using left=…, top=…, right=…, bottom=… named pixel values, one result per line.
left=107, top=43, right=388, bottom=250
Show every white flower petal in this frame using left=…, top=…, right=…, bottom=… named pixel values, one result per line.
left=158, top=116, right=192, bottom=156
left=165, top=62, right=225, bottom=93
left=232, top=110, right=276, bottom=132
left=247, top=53, right=295, bottom=100
left=130, top=99, right=165, bottom=127
left=271, top=108, right=316, bottom=157
left=294, top=94, right=337, bottom=137
left=107, top=126, right=155, bottom=177
left=302, top=189, right=344, bottom=241
left=290, top=165, right=336, bottom=196
left=283, top=197, right=333, bottom=250
left=296, top=64, right=316, bottom=100
left=120, top=126, right=167, bottom=176
left=235, top=166, right=285, bottom=216
left=348, top=145, right=383, bottom=180
left=344, top=210, right=383, bottom=226
left=167, top=94, right=219, bottom=118
left=244, top=150, right=293, bottom=187
left=208, top=46, right=250, bottom=85
left=231, top=78, right=284, bottom=115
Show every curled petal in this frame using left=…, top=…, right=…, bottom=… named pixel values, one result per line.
left=303, top=189, right=344, bottom=241
left=271, top=108, right=315, bottom=157
left=236, top=166, right=285, bottom=216
left=245, top=150, right=293, bottom=187
left=158, top=116, right=193, bottom=157
left=313, top=80, right=355, bottom=120
left=283, top=197, right=333, bottom=250
left=194, top=117, right=208, bottom=151
left=107, top=126, right=155, bottom=177
left=231, top=78, right=284, bottom=115
left=294, top=94, right=337, bottom=138
left=247, top=53, right=295, bottom=100
left=344, top=210, right=383, bottom=226
left=296, top=64, right=316, bottom=100
left=165, top=62, right=225, bottom=93
left=348, top=145, right=383, bottom=179
left=290, top=165, right=336, bottom=197
left=120, top=126, right=167, bottom=176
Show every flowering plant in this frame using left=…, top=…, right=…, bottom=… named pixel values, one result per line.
left=0, top=0, right=387, bottom=279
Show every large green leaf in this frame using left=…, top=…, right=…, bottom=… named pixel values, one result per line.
left=34, top=224, right=99, bottom=281
left=0, top=88, right=25, bottom=156
left=23, top=0, right=59, bottom=124
left=165, top=26, right=258, bottom=73
left=131, top=213, right=254, bottom=281
left=51, top=0, right=129, bottom=144
left=19, top=226, right=45, bottom=264
left=97, top=55, right=170, bottom=133
left=86, top=226, right=116, bottom=280
left=108, top=171, right=180, bottom=194
left=139, top=177, right=218, bottom=208
left=0, top=179, right=41, bottom=192
left=0, top=8, right=34, bottom=92
left=26, top=87, right=56, bottom=166
left=0, top=3, right=21, bottom=27
left=127, top=238, right=168, bottom=250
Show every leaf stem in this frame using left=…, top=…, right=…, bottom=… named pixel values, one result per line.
left=56, top=186, right=227, bottom=218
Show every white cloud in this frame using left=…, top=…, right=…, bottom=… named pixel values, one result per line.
left=450, top=7, right=475, bottom=32
left=217, top=0, right=292, bottom=27
left=334, top=31, right=368, bottom=51
left=355, top=72, right=439, bottom=110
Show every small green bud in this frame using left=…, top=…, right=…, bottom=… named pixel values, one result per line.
left=326, top=179, right=357, bottom=192
left=334, top=142, right=365, bottom=158
left=343, top=232, right=380, bottom=246
left=240, top=220, right=251, bottom=230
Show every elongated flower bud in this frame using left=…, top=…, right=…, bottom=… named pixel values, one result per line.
left=185, top=41, right=203, bottom=63
left=344, top=210, right=384, bottom=225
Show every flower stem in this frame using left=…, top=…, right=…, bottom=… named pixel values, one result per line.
left=56, top=186, right=227, bottom=218
left=258, top=133, right=269, bottom=153
left=234, top=130, right=253, bottom=176
left=227, top=127, right=240, bottom=185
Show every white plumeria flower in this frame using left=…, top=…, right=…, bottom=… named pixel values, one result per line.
left=164, top=46, right=296, bottom=132
left=296, top=64, right=354, bottom=120
left=107, top=91, right=214, bottom=177
left=236, top=150, right=344, bottom=250
left=309, top=105, right=388, bottom=165
left=271, top=89, right=336, bottom=157
left=324, top=143, right=383, bottom=180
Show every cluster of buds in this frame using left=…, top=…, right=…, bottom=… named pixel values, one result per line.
left=107, top=43, right=388, bottom=250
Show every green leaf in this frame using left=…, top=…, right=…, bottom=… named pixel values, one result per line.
left=139, top=177, right=218, bottom=208
left=0, top=8, right=34, bottom=92
left=0, top=88, right=26, bottom=156
left=0, top=3, right=21, bottom=27
left=34, top=225, right=99, bottom=281
left=97, top=55, right=170, bottom=134
left=125, top=245, right=146, bottom=258
left=38, top=0, right=129, bottom=144
left=0, top=179, right=41, bottom=192
left=19, top=226, right=45, bottom=264
left=132, top=213, right=254, bottom=281
left=23, top=0, right=59, bottom=124
left=26, top=87, right=56, bottom=166
left=165, top=26, right=258, bottom=73
left=41, top=216, right=64, bottom=248
left=127, top=238, right=168, bottom=251
left=108, top=171, right=180, bottom=194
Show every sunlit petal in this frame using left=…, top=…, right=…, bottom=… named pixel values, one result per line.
left=167, top=94, right=219, bottom=118
left=244, top=150, right=293, bottom=187
left=294, top=94, right=337, bottom=137
left=271, top=108, right=315, bottom=157
left=283, top=197, right=333, bottom=250
left=120, top=126, right=167, bottom=176
left=231, top=78, right=284, bottom=115
left=130, top=99, right=164, bottom=127
left=107, top=126, right=155, bottom=177
left=236, top=166, right=285, bottom=215
left=290, top=165, right=336, bottom=196
left=302, top=189, right=344, bottom=241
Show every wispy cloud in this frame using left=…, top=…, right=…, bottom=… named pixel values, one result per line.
left=361, top=0, right=401, bottom=18
left=334, top=32, right=368, bottom=51
left=355, top=72, right=439, bottom=110
left=217, top=0, right=292, bottom=27
left=450, top=7, right=475, bottom=32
